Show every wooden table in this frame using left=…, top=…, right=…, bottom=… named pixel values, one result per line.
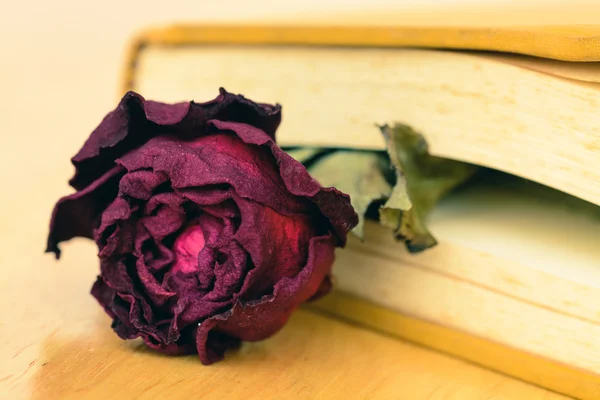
left=1, top=242, right=568, bottom=399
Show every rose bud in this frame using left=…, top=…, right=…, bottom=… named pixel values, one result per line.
left=47, top=89, right=357, bottom=364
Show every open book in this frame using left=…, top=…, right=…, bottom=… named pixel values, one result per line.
left=123, top=20, right=600, bottom=399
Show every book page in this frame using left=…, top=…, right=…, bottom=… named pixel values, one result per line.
left=134, top=45, right=600, bottom=206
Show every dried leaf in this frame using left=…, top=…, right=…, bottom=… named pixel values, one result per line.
left=380, top=124, right=478, bottom=252
left=307, top=150, right=392, bottom=238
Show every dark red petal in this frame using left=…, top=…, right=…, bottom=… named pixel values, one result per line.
left=69, top=89, right=281, bottom=191
left=97, top=259, right=171, bottom=345
left=46, top=165, right=125, bottom=258
left=144, top=192, right=186, bottom=215
left=98, top=259, right=138, bottom=298
left=175, top=185, right=233, bottom=206
left=118, top=169, right=169, bottom=200
left=195, top=233, right=336, bottom=365
left=198, top=200, right=239, bottom=219
left=135, top=257, right=176, bottom=306
left=91, top=276, right=138, bottom=340
left=139, top=205, right=186, bottom=241
left=96, top=197, right=134, bottom=240
left=133, top=192, right=186, bottom=272
left=202, top=239, right=248, bottom=302
left=192, top=88, right=282, bottom=141
left=117, top=291, right=156, bottom=340
left=69, top=92, right=149, bottom=191
left=140, top=240, right=174, bottom=272
left=142, top=337, right=197, bottom=356
left=233, top=195, right=315, bottom=299
left=116, top=134, right=312, bottom=216
left=197, top=212, right=227, bottom=248
left=208, top=120, right=358, bottom=245
left=96, top=198, right=136, bottom=258
left=91, top=276, right=118, bottom=319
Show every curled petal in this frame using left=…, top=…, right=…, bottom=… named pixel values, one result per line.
left=91, top=276, right=138, bottom=339
left=119, top=169, right=169, bottom=200
left=116, top=134, right=311, bottom=216
left=209, top=120, right=358, bottom=245
left=233, top=196, right=315, bottom=299
left=96, top=198, right=136, bottom=258
left=195, top=233, right=336, bottom=364
left=140, top=206, right=186, bottom=241
left=69, top=89, right=281, bottom=191
left=47, top=165, right=125, bottom=258
left=135, top=258, right=176, bottom=307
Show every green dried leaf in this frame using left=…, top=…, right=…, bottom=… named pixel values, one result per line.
left=380, top=124, right=478, bottom=252
left=307, top=150, right=392, bottom=239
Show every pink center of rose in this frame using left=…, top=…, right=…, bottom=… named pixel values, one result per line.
left=171, top=225, right=205, bottom=273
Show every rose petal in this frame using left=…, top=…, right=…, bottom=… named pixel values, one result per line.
left=96, top=197, right=136, bottom=258
left=97, top=259, right=172, bottom=345
left=203, top=239, right=248, bottom=302
left=69, top=89, right=281, bottom=191
left=144, top=192, right=186, bottom=215
left=209, top=120, right=358, bottom=245
left=91, top=277, right=138, bottom=339
left=142, top=240, right=174, bottom=272
left=200, top=201, right=239, bottom=219
left=135, top=258, right=176, bottom=307
left=195, top=233, right=336, bottom=364
left=140, top=206, right=186, bottom=241
left=116, top=134, right=312, bottom=216
left=47, top=165, right=125, bottom=258
left=233, top=196, right=315, bottom=299
left=119, top=169, right=169, bottom=200
left=176, top=185, right=234, bottom=206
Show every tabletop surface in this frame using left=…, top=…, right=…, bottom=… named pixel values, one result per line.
left=0, top=1, right=581, bottom=399
left=1, top=240, right=569, bottom=399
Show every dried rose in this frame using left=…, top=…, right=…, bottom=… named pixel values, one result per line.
left=47, top=89, right=357, bottom=364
